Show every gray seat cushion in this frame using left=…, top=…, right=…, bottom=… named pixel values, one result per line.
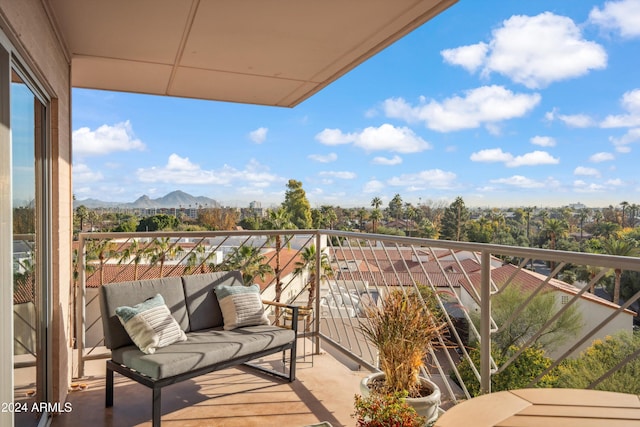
left=111, top=325, right=295, bottom=380
left=100, top=277, right=189, bottom=350
left=181, top=271, right=244, bottom=331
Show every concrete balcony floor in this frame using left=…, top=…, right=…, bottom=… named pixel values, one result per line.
left=51, top=341, right=369, bottom=427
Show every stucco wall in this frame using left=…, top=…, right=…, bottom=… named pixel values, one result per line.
left=0, top=0, right=72, bottom=408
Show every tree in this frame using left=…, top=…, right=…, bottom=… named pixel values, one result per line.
left=76, top=205, right=89, bottom=232
left=370, top=209, right=383, bottom=233
left=485, top=286, right=582, bottom=357
left=197, top=207, right=238, bottom=230
left=137, top=214, right=179, bottom=232
left=148, top=237, right=182, bottom=277
left=620, top=201, right=629, bottom=227
left=262, top=207, right=296, bottom=323
left=542, top=218, right=568, bottom=272
left=556, top=331, right=640, bottom=394
left=222, top=245, right=273, bottom=285
left=357, top=208, right=368, bottom=231
left=455, top=345, right=557, bottom=397
left=600, top=237, right=640, bottom=304
left=592, top=221, right=621, bottom=239
left=439, top=197, right=469, bottom=241
left=282, top=179, right=312, bottom=229
left=117, top=239, right=148, bottom=280
left=387, top=194, right=403, bottom=228
left=577, top=208, right=590, bottom=243
left=371, top=196, right=383, bottom=210
left=293, top=245, right=333, bottom=328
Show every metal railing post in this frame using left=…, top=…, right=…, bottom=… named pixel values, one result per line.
left=314, top=231, right=321, bottom=354
left=76, top=234, right=86, bottom=378
left=480, top=250, right=491, bottom=394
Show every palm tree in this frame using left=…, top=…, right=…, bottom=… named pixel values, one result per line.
left=223, top=245, right=273, bottom=285
left=357, top=208, right=368, bottom=231
left=263, top=207, right=296, bottom=323
left=620, top=201, right=629, bottom=227
left=75, top=205, right=88, bottom=232
left=87, top=239, right=115, bottom=285
left=148, top=237, right=182, bottom=278
left=371, top=196, right=382, bottom=210
left=370, top=209, right=383, bottom=233
left=542, top=218, right=568, bottom=273
left=601, top=237, right=639, bottom=305
left=577, top=208, right=590, bottom=244
left=293, top=245, right=333, bottom=329
left=630, top=204, right=639, bottom=228
left=117, top=239, right=150, bottom=280
left=542, top=218, right=568, bottom=251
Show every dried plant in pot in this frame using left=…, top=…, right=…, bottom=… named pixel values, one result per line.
left=358, top=289, right=447, bottom=424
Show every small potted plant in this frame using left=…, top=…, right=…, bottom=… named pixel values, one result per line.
left=353, top=390, right=426, bottom=427
left=357, top=288, right=447, bottom=424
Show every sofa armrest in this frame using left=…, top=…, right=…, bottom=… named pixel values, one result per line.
left=262, top=300, right=300, bottom=334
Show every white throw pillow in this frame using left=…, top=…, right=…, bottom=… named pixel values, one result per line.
left=115, top=294, right=187, bottom=354
left=216, top=284, right=270, bottom=330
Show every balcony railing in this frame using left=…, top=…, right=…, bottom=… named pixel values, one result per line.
left=74, top=229, right=640, bottom=406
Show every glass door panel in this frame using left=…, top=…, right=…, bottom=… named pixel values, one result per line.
left=12, top=69, right=47, bottom=427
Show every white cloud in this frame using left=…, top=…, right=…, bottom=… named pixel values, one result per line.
left=573, top=180, right=606, bottom=192
left=383, top=86, right=540, bottom=132
left=441, top=42, right=489, bottom=72
left=490, top=175, right=547, bottom=188
left=589, top=0, right=640, bottom=38
left=316, top=124, right=431, bottom=153
left=574, top=166, right=601, bottom=177
left=387, top=169, right=457, bottom=190
left=372, top=155, right=402, bottom=165
left=610, top=128, right=640, bottom=152
left=363, top=179, right=385, bottom=193
left=606, top=178, right=624, bottom=186
left=136, top=156, right=282, bottom=186
left=546, top=110, right=595, bottom=127
left=443, top=13, right=606, bottom=88
left=507, top=151, right=559, bottom=167
left=73, top=120, right=145, bottom=156
left=601, top=89, right=640, bottom=128
left=308, top=152, right=338, bottom=163
left=72, top=163, right=104, bottom=183
left=488, top=13, right=607, bottom=88
left=315, top=128, right=356, bottom=145
left=590, top=152, right=615, bottom=162
left=470, top=148, right=513, bottom=163
left=248, top=127, right=268, bottom=143
left=470, top=148, right=559, bottom=167
left=318, top=171, right=357, bottom=179
left=530, top=136, right=556, bottom=147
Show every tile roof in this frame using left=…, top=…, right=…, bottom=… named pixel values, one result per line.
left=460, top=263, right=636, bottom=315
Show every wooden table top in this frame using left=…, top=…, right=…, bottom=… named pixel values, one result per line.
left=434, top=388, right=640, bottom=427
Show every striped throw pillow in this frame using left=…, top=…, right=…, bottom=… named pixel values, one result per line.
left=216, top=284, right=270, bottom=330
left=116, top=294, right=187, bottom=354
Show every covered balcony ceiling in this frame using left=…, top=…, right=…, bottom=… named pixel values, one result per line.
left=47, top=0, right=457, bottom=107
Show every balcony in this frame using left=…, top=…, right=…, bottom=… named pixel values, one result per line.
left=30, top=229, right=639, bottom=425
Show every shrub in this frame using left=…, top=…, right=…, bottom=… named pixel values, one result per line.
left=353, top=391, right=426, bottom=427
left=454, top=345, right=557, bottom=397
left=556, top=330, right=640, bottom=394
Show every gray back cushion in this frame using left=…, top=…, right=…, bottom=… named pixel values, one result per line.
left=99, top=276, right=188, bottom=350
left=181, top=271, right=244, bottom=331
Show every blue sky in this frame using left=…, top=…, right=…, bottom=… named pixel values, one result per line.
left=72, top=0, right=640, bottom=209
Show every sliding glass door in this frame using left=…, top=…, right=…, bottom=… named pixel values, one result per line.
left=10, top=63, right=50, bottom=427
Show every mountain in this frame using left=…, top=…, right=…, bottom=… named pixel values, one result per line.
left=74, top=190, right=220, bottom=209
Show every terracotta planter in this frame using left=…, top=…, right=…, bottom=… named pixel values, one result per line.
left=360, top=372, right=441, bottom=425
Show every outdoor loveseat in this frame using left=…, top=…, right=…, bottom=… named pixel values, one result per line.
left=99, top=270, right=298, bottom=427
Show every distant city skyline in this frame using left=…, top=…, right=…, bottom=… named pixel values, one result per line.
left=72, top=0, right=640, bottom=208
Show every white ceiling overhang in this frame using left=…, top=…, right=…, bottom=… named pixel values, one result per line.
left=46, top=0, right=457, bottom=107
